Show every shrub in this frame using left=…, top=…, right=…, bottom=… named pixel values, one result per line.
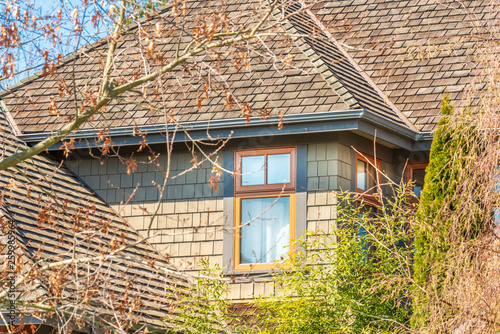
left=257, top=190, right=415, bottom=333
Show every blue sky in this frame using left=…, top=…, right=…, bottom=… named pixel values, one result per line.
left=2, top=0, right=163, bottom=89
left=2, top=0, right=112, bottom=88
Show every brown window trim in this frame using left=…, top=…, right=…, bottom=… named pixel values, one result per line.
left=356, top=194, right=381, bottom=208
left=234, top=146, right=296, bottom=196
left=404, top=162, right=428, bottom=182
left=233, top=146, right=297, bottom=271
left=404, top=162, right=428, bottom=203
left=354, top=152, right=382, bottom=206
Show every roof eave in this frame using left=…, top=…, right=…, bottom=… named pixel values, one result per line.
left=18, top=109, right=427, bottom=151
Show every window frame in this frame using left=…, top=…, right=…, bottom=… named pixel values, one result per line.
left=233, top=146, right=297, bottom=271
left=494, top=164, right=500, bottom=229
left=234, top=146, right=296, bottom=196
left=354, top=152, right=382, bottom=207
left=404, top=162, right=428, bottom=202
left=233, top=193, right=296, bottom=271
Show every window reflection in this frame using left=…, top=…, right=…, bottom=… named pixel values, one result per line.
left=357, top=159, right=367, bottom=191
left=412, top=169, right=426, bottom=198
left=405, top=162, right=428, bottom=202
left=241, top=155, right=265, bottom=186
left=240, top=197, right=290, bottom=264
left=495, top=165, right=500, bottom=227
left=494, top=208, right=500, bottom=226
left=268, top=154, right=291, bottom=184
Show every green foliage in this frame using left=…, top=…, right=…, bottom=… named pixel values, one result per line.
left=257, top=191, right=414, bottom=334
left=170, top=259, right=265, bottom=334
left=411, top=94, right=484, bottom=328
left=170, top=261, right=237, bottom=334
left=413, top=95, right=454, bottom=287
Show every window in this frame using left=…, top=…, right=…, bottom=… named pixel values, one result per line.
left=233, top=147, right=296, bottom=270
left=405, top=162, right=428, bottom=201
left=494, top=208, right=500, bottom=226
left=355, top=152, right=382, bottom=207
left=493, top=165, right=500, bottom=228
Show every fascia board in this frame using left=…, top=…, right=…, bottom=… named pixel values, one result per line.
left=17, top=109, right=429, bottom=151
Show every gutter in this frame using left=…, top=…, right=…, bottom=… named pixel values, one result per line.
left=415, top=132, right=433, bottom=141
left=413, top=131, right=433, bottom=151
left=17, top=109, right=433, bottom=151
left=19, top=109, right=366, bottom=141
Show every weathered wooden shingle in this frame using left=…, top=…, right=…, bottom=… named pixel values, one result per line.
left=312, top=0, right=494, bottom=131
left=2, top=0, right=484, bottom=134
left=0, top=105, right=192, bottom=329
left=0, top=0, right=415, bottom=135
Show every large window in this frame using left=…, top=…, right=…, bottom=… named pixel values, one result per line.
left=233, top=147, right=296, bottom=270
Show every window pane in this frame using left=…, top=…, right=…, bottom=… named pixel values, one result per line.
left=496, top=165, right=500, bottom=192
left=357, top=205, right=376, bottom=258
left=412, top=169, right=426, bottom=198
left=240, top=197, right=290, bottom=264
left=494, top=208, right=500, bottom=226
left=241, top=155, right=265, bottom=186
left=357, top=160, right=367, bottom=191
left=494, top=167, right=500, bottom=233
left=367, top=164, right=378, bottom=191
left=268, top=154, right=291, bottom=184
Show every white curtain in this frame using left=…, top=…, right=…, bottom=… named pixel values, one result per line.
left=240, top=197, right=290, bottom=264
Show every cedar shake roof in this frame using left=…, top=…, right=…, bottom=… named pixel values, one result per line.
left=0, top=105, right=191, bottom=329
left=227, top=302, right=261, bottom=329
left=0, top=0, right=490, bottom=135
left=283, top=2, right=412, bottom=128
left=0, top=0, right=415, bottom=136
left=312, top=0, right=495, bottom=132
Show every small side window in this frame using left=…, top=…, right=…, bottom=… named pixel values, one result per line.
left=405, top=162, right=428, bottom=201
left=355, top=152, right=382, bottom=207
left=493, top=165, right=500, bottom=227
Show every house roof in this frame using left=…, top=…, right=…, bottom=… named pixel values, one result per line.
left=312, top=0, right=494, bottom=132
left=0, top=0, right=490, bottom=140
left=0, top=0, right=420, bottom=140
left=0, top=104, right=192, bottom=329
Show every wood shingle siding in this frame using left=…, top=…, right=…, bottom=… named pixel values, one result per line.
left=69, top=152, right=225, bottom=274
left=0, top=106, right=192, bottom=328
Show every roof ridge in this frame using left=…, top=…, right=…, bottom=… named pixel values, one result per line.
left=304, top=7, right=418, bottom=132
left=276, top=7, right=360, bottom=109
left=277, top=2, right=414, bottom=129
left=0, top=100, right=20, bottom=135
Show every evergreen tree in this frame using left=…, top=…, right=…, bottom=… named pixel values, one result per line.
left=412, top=95, right=455, bottom=326
left=412, top=95, right=485, bottom=328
